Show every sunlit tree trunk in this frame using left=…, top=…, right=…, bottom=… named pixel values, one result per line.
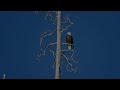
left=55, top=11, right=61, bottom=79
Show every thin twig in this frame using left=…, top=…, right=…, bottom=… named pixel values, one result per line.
left=37, top=48, right=47, bottom=60
left=47, top=42, right=57, bottom=58
left=70, top=57, right=79, bottom=63
left=61, top=53, right=77, bottom=73
left=37, top=42, right=57, bottom=60
left=48, top=47, right=56, bottom=69
left=40, top=29, right=57, bottom=46
left=47, top=44, right=56, bottom=69
left=61, top=49, right=74, bottom=58
left=61, top=16, right=74, bottom=33
left=61, top=46, right=79, bottom=64
left=44, top=11, right=57, bottom=24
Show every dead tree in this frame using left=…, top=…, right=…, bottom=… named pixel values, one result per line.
left=55, top=11, right=61, bottom=79
left=36, top=11, right=79, bottom=79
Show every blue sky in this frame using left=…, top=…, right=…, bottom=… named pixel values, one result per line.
left=0, top=11, right=120, bottom=79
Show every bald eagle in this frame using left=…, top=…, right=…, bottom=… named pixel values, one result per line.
left=66, top=32, right=74, bottom=50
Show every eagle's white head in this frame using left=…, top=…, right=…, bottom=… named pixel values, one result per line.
left=67, top=32, right=71, bottom=35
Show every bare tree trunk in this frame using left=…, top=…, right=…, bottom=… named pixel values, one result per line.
left=55, top=11, right=61, bottom=79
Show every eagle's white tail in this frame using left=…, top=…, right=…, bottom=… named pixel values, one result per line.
left=68, top=45, right=72, bottom=50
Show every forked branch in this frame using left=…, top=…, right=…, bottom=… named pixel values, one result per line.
left=62, top=53, right=78, bottom=73
left=40, top=29, right=57, bottom=46
left=61, top=16, right=74, bottom=33
left=61, top=43, right=79, bottom=73
left=45, top=11, right=57, bottom=25
left=37, top=42, right=57, bottom=60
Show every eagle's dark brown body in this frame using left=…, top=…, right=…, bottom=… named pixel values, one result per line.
left=66, top=35, right=73, bottom=44
left=66, top=34, right=73, bottom=50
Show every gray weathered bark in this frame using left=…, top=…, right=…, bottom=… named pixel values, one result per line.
left=55, top=11, right=61, bottom=79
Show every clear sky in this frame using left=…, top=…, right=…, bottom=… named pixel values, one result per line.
left=0, top=11, right=120, bottom=79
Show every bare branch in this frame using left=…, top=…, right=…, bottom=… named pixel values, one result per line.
left=44, top=11, right=50, bottom=20
left=61, top=43, right=74, bottom=50
left=70, top=57, right=79, bottom=63
left=62, top=53, right=77, bottom=73
left=61, top=42, right=79, bottom=73
left=61, top=43, right=74, bottom=59
left=48, top=47, right=56, bottom=69
left=61, top=16, right=74, bottom=33
left=61, top=45, right=79, bottom=64
left=62, top=17, right=67, bottom=23
left=47, top=42, right=57, bottom=58
left=37, top=48, right=47, bottom=60
left=61, top=49, right=74, bottom=58
left=40, top=29, right=57, bottom=46
left=47, top=43, right=57, bottom=69
left=37, top=42, right=57, bottom=61
left=44, top=11, right=57, bottom=25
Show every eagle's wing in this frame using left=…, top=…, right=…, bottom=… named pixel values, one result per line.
left=66, top=35, right=73, bottom=44
left=66, top=35, right=74, bottom=50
